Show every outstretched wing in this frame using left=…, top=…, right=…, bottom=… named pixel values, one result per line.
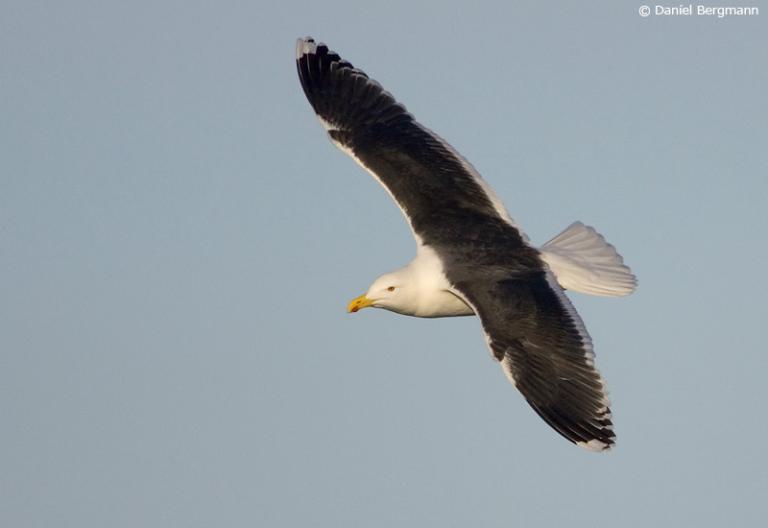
left=295, top=37, right=528, bottom=247
left=452, top=271, right=615, bottom=451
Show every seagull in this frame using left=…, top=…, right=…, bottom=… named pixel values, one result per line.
left=295, top=37, right=636, bottom=451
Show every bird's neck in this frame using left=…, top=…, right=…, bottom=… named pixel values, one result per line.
left=399, top=246, right=474, bottom=318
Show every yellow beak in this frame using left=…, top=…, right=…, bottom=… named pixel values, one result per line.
left=347, top=294, right=374, bottom=313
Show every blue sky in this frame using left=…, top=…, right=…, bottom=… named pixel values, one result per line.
left=2, top=1, right=767, bottom=526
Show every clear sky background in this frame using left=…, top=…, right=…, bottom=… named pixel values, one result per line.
left=2, top=1, right=767, bottom=526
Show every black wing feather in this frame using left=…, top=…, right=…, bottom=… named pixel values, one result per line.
left=454, top=274, right=615, bottom=450
left=295, top=37, right=526, bottom=249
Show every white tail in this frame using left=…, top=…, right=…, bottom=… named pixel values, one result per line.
left=540, top=222, right=637, bottom=297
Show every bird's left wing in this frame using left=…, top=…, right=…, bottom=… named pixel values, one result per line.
left=295, top=37, right=528, bottom=247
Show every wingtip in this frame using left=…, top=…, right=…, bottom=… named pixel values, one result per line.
left=295, top=36, right=317, bottom=60
left=577, top=438, right=615, bottom=452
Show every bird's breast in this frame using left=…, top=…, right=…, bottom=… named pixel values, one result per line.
left=413, top=289, right=475, bottom=318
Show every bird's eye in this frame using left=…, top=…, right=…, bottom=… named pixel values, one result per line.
left=387, top=286, right=396, bottom=292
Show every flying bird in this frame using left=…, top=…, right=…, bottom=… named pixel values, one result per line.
left=295, top=37, right=636, bottom=451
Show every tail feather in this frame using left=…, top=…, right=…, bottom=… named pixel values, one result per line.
left=540, top=222, right=637, bottom=297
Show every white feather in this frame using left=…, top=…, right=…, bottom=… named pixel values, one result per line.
left=577, top=438, right=612, bottom=452
left=540, top=221, right=637, bottom=297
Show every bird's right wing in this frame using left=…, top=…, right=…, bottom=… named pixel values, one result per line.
left=451, top=271, right=616, bottom=451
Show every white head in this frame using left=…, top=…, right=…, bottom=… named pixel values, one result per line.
left=347, top=268, right=419, bottom=316
left=346, top=247, right=475, bottom=318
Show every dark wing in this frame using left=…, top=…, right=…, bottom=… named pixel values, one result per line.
left=451, top=270, right=615, bottom=451
left=295, top=37, right=527, bottom=248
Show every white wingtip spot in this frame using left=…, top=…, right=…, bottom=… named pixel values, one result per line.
left=577, top=438, right=612, bottom=452
left=295, top=37, right=317, bottom=60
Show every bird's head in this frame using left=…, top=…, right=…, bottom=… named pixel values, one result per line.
left=347, top=270, right=414, bottom=315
